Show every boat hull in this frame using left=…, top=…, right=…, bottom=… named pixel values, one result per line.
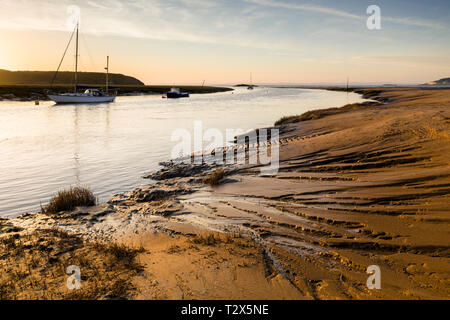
left=166, top=92, right=190, bottom=99
left=48, top=95, right=115, bottom=104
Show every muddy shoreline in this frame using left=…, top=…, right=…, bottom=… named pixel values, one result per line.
left=1, top=88, right=449, bottom=300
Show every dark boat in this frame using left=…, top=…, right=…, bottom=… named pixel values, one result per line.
left=166, top=87, right=190, bottom=99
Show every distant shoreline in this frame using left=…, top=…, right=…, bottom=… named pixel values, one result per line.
left=0, top=84, right=234, bottom=101
left=266, top=84, right=450, bottom=90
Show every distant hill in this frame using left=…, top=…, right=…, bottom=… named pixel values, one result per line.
left=424, top=77, right=450, bottom=86
left=0, top=69, right=144, bottom=86
left=235, top=84, right=258, bottom=87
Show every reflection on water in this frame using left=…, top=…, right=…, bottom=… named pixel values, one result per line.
left=0, top=87, right=365, bottom=217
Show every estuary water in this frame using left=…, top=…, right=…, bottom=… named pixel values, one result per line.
left=0, top=87, right=365, bottom=217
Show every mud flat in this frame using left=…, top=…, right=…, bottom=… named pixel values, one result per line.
left=1, top=88, right=449, bottom=299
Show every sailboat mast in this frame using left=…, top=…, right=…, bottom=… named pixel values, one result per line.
left=106, top=56, right=109, bottom=95
left=74, top=22, right=79, bottom=93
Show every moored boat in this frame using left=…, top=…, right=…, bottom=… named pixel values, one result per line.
left=48, top=23, right=116, bottom=104
left=247, top=72, right=254, bottom=90
left=48, top=89, right=115, bottom=104
left=166, top=87, right=190, bottom=99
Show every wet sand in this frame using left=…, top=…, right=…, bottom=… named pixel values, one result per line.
left=2, top=88, right=449, bottom=299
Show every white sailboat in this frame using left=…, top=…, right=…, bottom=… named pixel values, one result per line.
left=48, top=23, right=116, bottom=104
left=247, top=72, right=254, bottom=90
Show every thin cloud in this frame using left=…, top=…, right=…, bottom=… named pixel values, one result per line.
left=0, top=0, right=447, bottom=55
left=243, top=0, right=363, bottom=20
left=383, top=16, right=447, bottom=30
left=0, top=0, right=280, bottom=50
left=351, top=55, right=450, bottom=66
left=243, top=0, right=448, bottom=30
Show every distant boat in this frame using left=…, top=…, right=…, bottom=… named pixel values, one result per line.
left=166, top=87, right=190, bottom=99
left=247, top=73, right=254, bottom=90
left=48, top=22, right=116, bottom=104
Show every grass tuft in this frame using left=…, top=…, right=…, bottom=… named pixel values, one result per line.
left=191, top=233, right=221, bottom=246
left=0, top=229, right=145, bottom=300
left=274, top=115, right=300, bottom=126
left=92, top=242, right=145, bottom=271
left=202, top=169, right=225, bottom=186
left=191, top=232, right=243, bottom=246
left=42, top=186, right=96, bottom=214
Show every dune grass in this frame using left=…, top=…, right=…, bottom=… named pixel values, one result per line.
left=0, top=229, right=144, bottom=300
left=274, top=101, right=380, bottom=126
left=190, top=232, right=242, bottom=246
left=191, top=233, right=220, bottom=246
left=42, top=186, right=96, bottom=214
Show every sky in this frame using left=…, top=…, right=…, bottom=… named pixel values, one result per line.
left=0, top=0, right=449, bottom=85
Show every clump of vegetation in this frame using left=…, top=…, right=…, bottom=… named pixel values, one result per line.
left=202, top=169, right=225, bottom=186
left=167, top=244, right=183, bottom=254
left=92, top=242, right=145, bottom=271
left=274, top=101, right=380, bottom=126
left=274, top=115, right=301, bottom=126
left=355, top=89, right=383, bottom=99
left=42, top=186, right=96, bottom=214
left=191, top=233, right=221, bottom=246
left=0, top=229, right=144, bottom=300
left=191, top=232, right=242, bottom=246
left=327, top=87, right=355, bottom=93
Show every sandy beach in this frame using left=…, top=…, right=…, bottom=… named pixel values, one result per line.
left=1, top=88, right=449, bottom=300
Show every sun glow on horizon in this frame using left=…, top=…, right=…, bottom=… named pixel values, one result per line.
left=0, top=0, right=449, bottom=85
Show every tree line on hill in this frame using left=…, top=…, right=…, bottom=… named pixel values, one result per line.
left=0, top=69, right=144, bottom=86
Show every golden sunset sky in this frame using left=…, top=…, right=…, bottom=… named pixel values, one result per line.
left=0, top=0, right=449, bottom=85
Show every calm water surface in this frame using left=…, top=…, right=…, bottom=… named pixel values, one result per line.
left=0, top=87, right=365, bottom=217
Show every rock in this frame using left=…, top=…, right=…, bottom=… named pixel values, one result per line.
left=108, top=193, right=128, bottom=204
left=405, top=264, right=417, bottom=275
left=129, top=185, right=192, bottom=203
left=150, top=200, right=183, bottom=217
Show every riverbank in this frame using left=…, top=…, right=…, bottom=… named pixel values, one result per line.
left=1, top=88, right=449, bottom=299
left=0, top=84, right=233, bottom=101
